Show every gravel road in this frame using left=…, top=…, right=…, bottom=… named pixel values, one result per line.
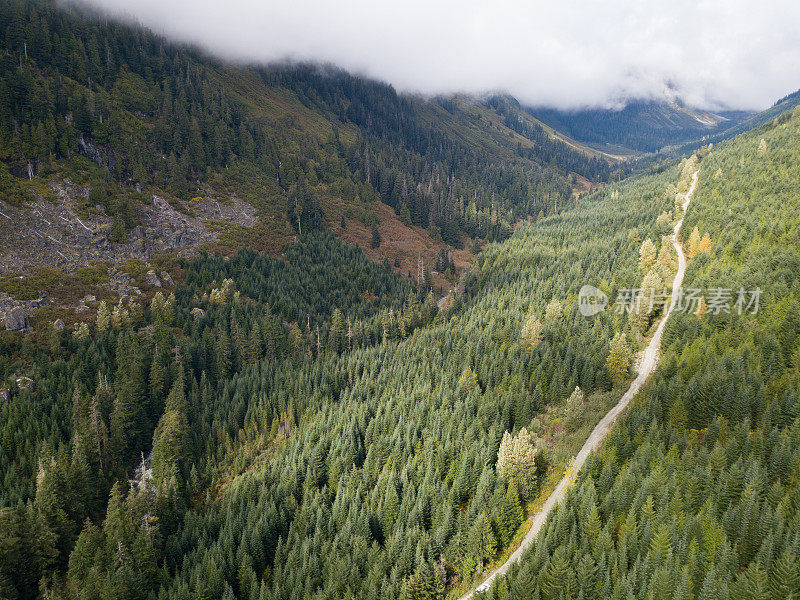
left=458, top=170, right=699, bottom=599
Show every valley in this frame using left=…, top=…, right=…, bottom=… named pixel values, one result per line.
left=1, top=2, right=799, bottom=600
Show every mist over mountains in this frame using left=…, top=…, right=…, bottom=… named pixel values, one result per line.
left=79, top=0, right=800, bottom=111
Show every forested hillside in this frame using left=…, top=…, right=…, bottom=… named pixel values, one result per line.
left=481, top=109, right=800, bottom=599
left=0, top=0, right=613, bottom=269
left=3, top=2, right=800, bottom=600
left=0, top=230, right=438, bottom=597
left=0, top=104, right=686, bottom=597
left=664, top=89, right=800, bottom=157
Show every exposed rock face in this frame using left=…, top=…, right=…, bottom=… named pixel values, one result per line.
left=4, top=307, right=27, bottom=331
left=145, top=270, right=162, bottom=287
left=78, top=134, right=114, bottom=170
left=0, top=176, right=259, bottom=324
left=1, top=293, right=48, bottom=333
left=0, top=177, right=257, bottom=275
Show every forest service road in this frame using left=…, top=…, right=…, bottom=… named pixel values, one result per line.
left=458, top=170, right=699, bottom=599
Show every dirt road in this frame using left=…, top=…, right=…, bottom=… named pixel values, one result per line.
left=459, top=170, right=699, bottom=599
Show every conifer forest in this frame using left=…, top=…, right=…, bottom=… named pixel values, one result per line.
left=1, top=1, right=799, bottom=599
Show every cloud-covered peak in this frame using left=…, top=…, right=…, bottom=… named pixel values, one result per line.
left=80, top=0, right=800, bottom=111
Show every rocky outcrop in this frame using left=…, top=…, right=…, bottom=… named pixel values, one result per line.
left=0, top=177, right=257, bottom=276
left=0, top=175, right=259, bottom=324
left=0, top=293, right=49, bottom=333
left=4, top=306, right=27, bottom=331
left=145, top=270, right=162, bottom=287
left=78, top=134, right=116, bottom=171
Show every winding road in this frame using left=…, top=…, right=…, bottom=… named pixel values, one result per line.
left=458, top=170, right=699, bottom=599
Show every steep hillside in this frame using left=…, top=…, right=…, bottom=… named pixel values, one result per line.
left=484, top=107, right=800, bottom=599
left=0, top=95, right=688, bottom=599
left=0, top=0, right=612, bottom=300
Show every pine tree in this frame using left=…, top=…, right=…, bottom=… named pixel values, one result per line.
left=542, top=547, right=576, bottom=600
left=585, top=504, right=602, bottom=542
left=545, top=299, right=562, bottom=322
left=564, top=386, right=584, bottom=430
left=458, top=367, right=478, bottom=395
left=503, top=481, right=524, bottom=537
left=732, top=561, right=770, bottom=600
left=149, top=349, right=165, bottom=407
left=769, top=549, right=800, bottom=598
left=214, top=326, right=232, bottom=380
left=109, top=332, right=145, bottom=468
left=497, top=428, right=544, bottom=501
left=697, top=233, right=712, bottom=254
left=329, top=308, right=344, bottom=354
left=478, top=511, right=497, bottom=560
left=382, top=482, right=399, bottom=537
left=151, top=407, right=191, bottom=490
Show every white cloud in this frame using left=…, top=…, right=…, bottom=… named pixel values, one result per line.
left=79, top=0, right=800, bottom=110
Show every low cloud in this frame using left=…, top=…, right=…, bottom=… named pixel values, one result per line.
left=80, top=0, right=800, bottom=110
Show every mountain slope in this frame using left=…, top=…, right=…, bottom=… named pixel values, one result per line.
left=0, top=0, right=614, bottom=290
left=489, top=100, right=800, bottom=600
left=461, top=168, right=700, bottom=599
left=138, top=152, right=686, bottom=600
left=0, top=96, right=687, bottom=600
left=2, top=2, right=800, bottom=600
left=664, top=88, right=800, bottom=156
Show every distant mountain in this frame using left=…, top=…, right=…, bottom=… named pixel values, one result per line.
left=663, top=88, right=800, bottom=155
left=526, top=99, right=755, bottom=153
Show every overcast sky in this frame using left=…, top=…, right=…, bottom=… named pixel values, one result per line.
left=82, top=0, right=800, bottom=111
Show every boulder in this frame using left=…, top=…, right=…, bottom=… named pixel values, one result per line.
left=4, top=307, right=27, bottom=331
left=160, top=271, right=174, bottom=287
left=0, top=389, right=9, bottom=403
left=145, top=270, right=162, bottom=287
left=16, top=377, right=34, bottom=392
left=53, top=318, right=65, bottom=331
left=190, top=307, right=205, bottom=319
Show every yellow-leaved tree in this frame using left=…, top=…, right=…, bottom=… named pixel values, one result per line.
left=520, top=310, right=543, bottom=351
left=607, top=332, right=632, bottom=386
left=497, top=427, right=548, bottom=501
